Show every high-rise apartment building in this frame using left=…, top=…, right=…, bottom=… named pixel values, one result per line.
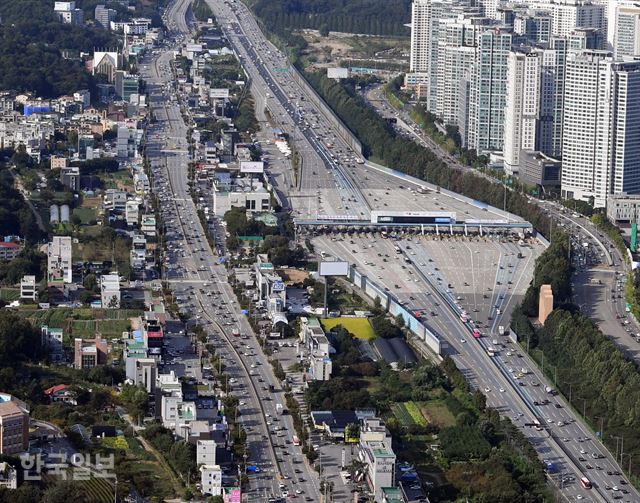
left=561, top=52, right=640, bottom=206
left=409, top=0, right=432, bottom=74
left=466, top=27, right=513, bottom=153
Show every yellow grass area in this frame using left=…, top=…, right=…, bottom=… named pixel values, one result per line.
left=320, top=317, right=376, bottom=340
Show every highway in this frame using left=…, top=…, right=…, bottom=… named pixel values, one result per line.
left=141, top=0, right=320, bottom=500
left=314, top=232, right=639, bottom=502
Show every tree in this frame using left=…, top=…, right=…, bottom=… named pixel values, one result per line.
left=120, top=383, right=149, bottom=420
left=83, top=273, right=97, bottom=292
left=42, top=481, right=87, bottom=503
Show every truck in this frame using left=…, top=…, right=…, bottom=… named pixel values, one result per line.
left=545, top=386, right=556, bottom=395
left=546, top=461, right=555, bottom=473
left=276, top=403, right=285, bottom=415
left=498, top=326, right=505, bottom=335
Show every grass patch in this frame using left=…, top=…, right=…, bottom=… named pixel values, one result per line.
left=101, top=436, right=129, bottom=450
left=405, top=401, right=428, bottom=426
left=73, top=207, right=96, bottom=224
left=320, top=317, right=376, bottom=340
left=421, top=400, right=456, bottom=428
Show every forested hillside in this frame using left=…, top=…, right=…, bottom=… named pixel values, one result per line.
left=0, top=1, right=121, bottom=97
left=246, top=0, right=411, bottom=36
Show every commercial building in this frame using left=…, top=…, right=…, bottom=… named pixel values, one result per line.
left=74, top=336, right=109, bottom=369
left=561, top=52, right=640, bottom=207
left=54, top=1, right=84, bottom=25
left=606, top=194, right=640, bottom=224
left=115, top=71, right=139, bottom=101
left=100, top=274, right=121, bottom=309
left=358, top=417, right=396, bottom=502
left=0, top=394, right=29, bottom=455
left=47, top=236, right=72, bottom=284
left=20, top=275, right=37, bottom=301
left=94, top=4, right=116, bottom=29
left=518, top=150, right=561, bottom=189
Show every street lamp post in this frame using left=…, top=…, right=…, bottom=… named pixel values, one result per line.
left=595, top=415, right=605, bottom=443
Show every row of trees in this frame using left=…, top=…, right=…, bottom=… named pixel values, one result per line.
left=511, top=230, right=640, bottom=480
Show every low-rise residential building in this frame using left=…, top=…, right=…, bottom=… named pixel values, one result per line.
left=41, top=326, right=64, bottom=361
left=103, top=189, right=128, bottom=212
left=100, top=273, right=121, bottom=308
left=212, top=177, right=271, bottom=216
left=0, top=240, right=22, bottom=262
left=50, top=155, right=68, bottom=170
left=74, top=335, right=109, bottom=369
left=60, top=166, right=80, bottom=191
left=0, top=462, right=17, bottom=489
left=44, top=384, right=77, bottom=405
left=141, top=214, right=156, bottom=237
left=133, top=171, right=149, bottom=194
left=200, top=464, right=222, bottom=496
left=20, top=275, right=37, bottom=301
left=0, top=393, right=29, bottom=455
left=125, top=200, right=140, bottom=226
left=48, top=236, right=73, bottom=284
left=126, top=357, right=157, bottom=393
left=300, top=317, right=332, bottom=381
left=197, top=439, right=217, bottom=465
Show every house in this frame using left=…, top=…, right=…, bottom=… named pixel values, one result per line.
left=74, top=336, right=109, bottom=369
left=310, top=410, right=358, bottom=441
left=20, top=275, right=37, bottom=301
left=0, top=394, right=29, bottom=455
left=44, top=384, right=77, bottom=405
left=91, top=425, right=117, bottom=438
left=126, top=357, right=157, bottom=393
left=197, top=439, right=217, bottom=465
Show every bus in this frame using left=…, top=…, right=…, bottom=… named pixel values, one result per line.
left=292, top=435, right=300, bottom=446
left=580, top=477, right=592, bottom=489
left=472, top=329, right=481, bottom=338
left=460, top=313, right=468, bottom=323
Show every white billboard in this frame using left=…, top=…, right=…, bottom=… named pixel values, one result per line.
left=240, top=161, right=264, bottom=174
left=210, top=88, right=230, bottom=99
left=327, top=67, right=349, bottom=80
left=319, top=261, right=349, bottom=277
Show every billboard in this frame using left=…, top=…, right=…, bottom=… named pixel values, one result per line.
left=327, top=67, right=349, bottom=80
left=319, top=261, right=349, bottom=277
left=210, top=88, right=230, bottom=99
left=240, top=161, right=264, bottom=174
left=272, top=281, right=285, bottom=292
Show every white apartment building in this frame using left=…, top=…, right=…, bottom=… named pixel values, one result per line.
left=409, top=0, right=432, bottom=73
left=20, top=275, right=37, bottom=301
left=100, top=274, right=121, bottom=308
left=197, top=439, right=217, bottom=465
left=199, top=464, right=222, bottom=496
left=467, top=27, right=513, bottom=153
left=561, top=51, right=640, bottom=207
left=47, top=236, right=72, bottom=284
left=527, top=0, right=605, bottom=37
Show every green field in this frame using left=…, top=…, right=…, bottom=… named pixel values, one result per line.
left=73, top=207, right=96, bottom=224
left=320, top=317, right=376, bottom=340
left=392, top=401, right=429, bottom=427
left=0, top=288, right=19, bottom=301
left=421, top=400, right=456, bottom=428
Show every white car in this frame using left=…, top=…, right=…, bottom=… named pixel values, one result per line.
left=499, top=388, right=505, bottom=393
left=484, top=387, right=491, bottom=393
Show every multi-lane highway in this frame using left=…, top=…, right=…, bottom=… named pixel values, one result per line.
left=314, top=232, right=639, bottom=502
left=141, top=0, right=320, bottom=500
